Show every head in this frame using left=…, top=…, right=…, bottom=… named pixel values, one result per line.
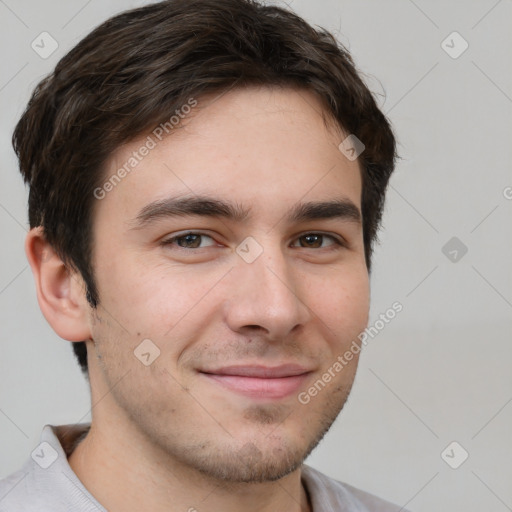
left=15, top=0, right=396, bottom=483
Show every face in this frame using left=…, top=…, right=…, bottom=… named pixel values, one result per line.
left=86, top=86, right=369, bottom=483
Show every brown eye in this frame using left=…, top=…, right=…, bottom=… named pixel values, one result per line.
left=162, top=233, right=216, bottom=249
left=300, top=234, right=322, bottom=248
left=293, top=233, right=339, bottom=249
left=177, top=234, right=202, bottom=248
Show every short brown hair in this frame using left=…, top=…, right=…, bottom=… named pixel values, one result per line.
left=13, top=0, right=397, bottom=374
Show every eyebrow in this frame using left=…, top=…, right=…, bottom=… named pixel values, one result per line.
left=287, top=199, right=361, bottom=224
left=129, top=195, right=361, bottom=229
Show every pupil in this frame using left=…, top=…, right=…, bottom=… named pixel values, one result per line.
left=303, top=235, right=321, bottom=248
left=180, top=234, right=200, bottom=248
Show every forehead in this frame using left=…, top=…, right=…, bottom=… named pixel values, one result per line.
left=94, top=86, right=362, bottom=225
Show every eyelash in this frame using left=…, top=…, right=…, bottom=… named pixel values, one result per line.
left=160, top=231, right=346, bottom=250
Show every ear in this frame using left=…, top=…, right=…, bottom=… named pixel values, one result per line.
left=25, top=227, right=92, bottom=342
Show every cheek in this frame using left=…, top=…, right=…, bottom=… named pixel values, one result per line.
left=306, top=265, right=370, bottom=339
left=92, top=253, right=229, bottom=364
left=94, top=252, right=193, bottom=326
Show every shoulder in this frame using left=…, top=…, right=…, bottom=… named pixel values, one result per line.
left=0, top=465, right=46, bottom=512
left=0, top=424, right=103, bottom=512
left=301, top=464, right=410, bottom=512
left=0, top=461, right=104, bottom=512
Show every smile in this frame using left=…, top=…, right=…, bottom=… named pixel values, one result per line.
left=199, top=365, right=312, bottom=400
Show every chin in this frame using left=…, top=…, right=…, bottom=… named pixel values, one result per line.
left=194, top=440, right=307, bottom=483
left=182, top=406, right=338, bottom=484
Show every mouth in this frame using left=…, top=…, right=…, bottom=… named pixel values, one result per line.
left=198, top=364, right=312, bottom=400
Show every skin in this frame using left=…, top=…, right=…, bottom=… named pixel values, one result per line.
left=26, top=86, right=369, bottom=512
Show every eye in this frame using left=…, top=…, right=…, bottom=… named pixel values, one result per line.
left=161, top=232, right=217, bottom=249
left=291, top=233, right=343, bottom=249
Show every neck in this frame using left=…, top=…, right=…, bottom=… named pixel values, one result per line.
left=68, top=419, right=311, bottom=512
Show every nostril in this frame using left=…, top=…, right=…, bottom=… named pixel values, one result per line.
left=243, top=325, right=267, bottom=338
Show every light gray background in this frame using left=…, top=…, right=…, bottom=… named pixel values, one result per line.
left=1, top=1, right=511, bottom=510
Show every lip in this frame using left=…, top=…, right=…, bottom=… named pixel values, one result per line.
left=199, top=365, right=312, bottom=400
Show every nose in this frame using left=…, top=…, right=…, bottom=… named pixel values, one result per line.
left=224, top=241, right=311, bottom=341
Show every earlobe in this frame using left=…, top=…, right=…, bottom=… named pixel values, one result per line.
left=25, top=227, right=92, bottom=342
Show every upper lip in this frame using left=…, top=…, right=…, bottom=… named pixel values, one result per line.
left=200, top=364, right=311, bottom=378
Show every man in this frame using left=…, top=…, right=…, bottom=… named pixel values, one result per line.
left=0, top=0, right=405, bottom=510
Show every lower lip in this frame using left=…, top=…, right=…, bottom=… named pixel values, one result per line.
left=201, top=373, right=310, bottom=400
